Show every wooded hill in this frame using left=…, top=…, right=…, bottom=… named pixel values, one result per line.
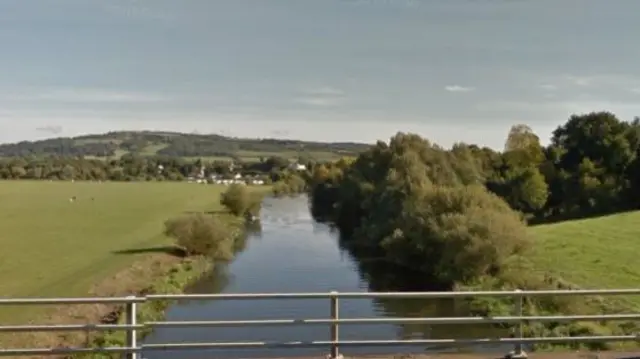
left=0, top=131, right=371, bottom=161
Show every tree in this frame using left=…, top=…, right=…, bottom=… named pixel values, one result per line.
left=380, top=185, right=530, bottom=285
left=220, top=184, right=263, bottom=218
left=164, top=213, right=235, bottom=258
left=504, top=124, right=545, bottom=166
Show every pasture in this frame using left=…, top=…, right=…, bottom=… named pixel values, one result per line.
left=0, top=181, right=226, bottom=301
left=530, top=210, right=640, bottom=307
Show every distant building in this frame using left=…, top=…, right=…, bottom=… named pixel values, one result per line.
left=289, top=163, right=306, bottom=171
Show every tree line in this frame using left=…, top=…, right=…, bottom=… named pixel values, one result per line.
left=307, top=111, right=640, bottom=349
left=0, top=153, right=317, bottom=182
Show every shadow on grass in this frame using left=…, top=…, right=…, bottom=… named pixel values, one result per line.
left=112, top=246, right=185, bottom=257
left=528, top=207, right=639, bottom=226
left=182, top=210, right=227, bottom=215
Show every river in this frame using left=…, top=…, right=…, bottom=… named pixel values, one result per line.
left=143, top=196, right=509, bottom=358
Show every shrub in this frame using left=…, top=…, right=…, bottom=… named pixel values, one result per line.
left=163, top=213, right=237, bottom=258
left=220, top=184, right=263, bottom=217
left=378, top=184, right=531, bottom=285
left=272, top=174, right=307, bottom=197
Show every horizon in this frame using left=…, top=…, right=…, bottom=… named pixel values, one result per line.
left=1, top=0, right=640, bottom=149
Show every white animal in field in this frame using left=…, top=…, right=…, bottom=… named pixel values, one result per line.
left=69, top=196, right=77, bottom=202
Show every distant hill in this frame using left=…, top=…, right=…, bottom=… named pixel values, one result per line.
left=0, top=131, right=372, bottom=162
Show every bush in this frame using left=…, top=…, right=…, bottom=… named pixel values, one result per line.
left=378, top=184, right=531, bottom=285
left=220, top=184, right=263, bottom=217
left=272, top=174, right=307, bottom=197
left=163, top=213, right=237, bottom=258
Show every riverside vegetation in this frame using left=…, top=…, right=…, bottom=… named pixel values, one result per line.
left=2, top=111, right=639, bottom=354
left=74, top=183, right=265, bottom=358
left=308, top=111, right=640, bottom=351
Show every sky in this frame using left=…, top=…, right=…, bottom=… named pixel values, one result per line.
left=1, top=0, right=640, bottom=149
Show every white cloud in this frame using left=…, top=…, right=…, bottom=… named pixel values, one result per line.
left=35, top=125, right=63, bottom=134
left=563, top=75, right=593, bottom=87
left=539, top=84, right=557, bottom=91
left=294, top=85, right=346, bottom=107
left=294, top=97, right=344, bottom=107
left=631, top=88, right=640, bottom=94
left=444, top=85, right=474, bottom=93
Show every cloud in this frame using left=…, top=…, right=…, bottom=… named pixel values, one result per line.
left=539, top=84, right=557, bottom=91
left=294, top=86, right=346, bottom=107
left=631, top=88, right=640, bottom=94
left=294, top=97, right=344, bottom=107
left=444, top=85, right=474, bottom=93
left=1, top=87, right=165, bottom=103
left=35, top=125, right=63, bottom=135
left=270, top=129, right=290, bottom=137
left=563, top=75, right=593, bottom=87
left=560, top=73, right=640, bottom=89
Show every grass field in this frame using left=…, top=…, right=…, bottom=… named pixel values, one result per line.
left=0, top=181, right=229, bottom=300
left=530, top=210, right=640, bottom=307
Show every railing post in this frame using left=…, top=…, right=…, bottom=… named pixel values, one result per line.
left=509, top=289, right=527, bottom=359
left=125, top=296, right=138, bottom=359
left=328, top=291, right=343, bottom=359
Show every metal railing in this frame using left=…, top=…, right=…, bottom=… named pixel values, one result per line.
left=2, top=289, right=640, bottom=359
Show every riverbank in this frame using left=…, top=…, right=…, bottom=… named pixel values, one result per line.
left=0, top=181, right=225, bottom=306
left=0, top=181, right=267, bottom=357
left=2, top=250, right=210, bottom=356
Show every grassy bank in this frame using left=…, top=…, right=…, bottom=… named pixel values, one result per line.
left=0, top=181, right=264, bottom=353
left=72, top=255, right=214, bottom=359
left=0, top=181, right=227, bottom=304
left=530, top=210, right=640, bottom=302
left=459, top=210, right=640, bottom=352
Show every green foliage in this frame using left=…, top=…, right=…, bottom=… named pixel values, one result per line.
left=272, top=172, right=308, bottom=197
left=379, top=185, right=531, bottom=284
left=308, top=112, right=640, bottom=351
left=163, top=213, right=240, bottom=258
left=310, top=132, right=531, bottom=287
left=74, top=258, right=213, bottom=359
left=220, top=184, right=263, bottom=217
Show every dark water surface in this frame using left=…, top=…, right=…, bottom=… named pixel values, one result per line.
left=143, top=197, right=508, bottom=358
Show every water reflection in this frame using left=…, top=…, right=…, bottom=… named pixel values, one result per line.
left=335, top=235, right=508, bottom=346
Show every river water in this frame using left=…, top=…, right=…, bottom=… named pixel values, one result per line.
left=143, top=196, right=508, bottom=358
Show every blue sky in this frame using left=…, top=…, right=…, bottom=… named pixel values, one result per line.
left=1, top=0, right=639, bottom=148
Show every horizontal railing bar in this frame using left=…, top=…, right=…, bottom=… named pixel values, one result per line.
left=0, top=324, right=144, bottom=333
left=0, top=297, right=144, bottom=305
left=147, top=314, right=640, bottom=328
left=0, top=347, right=137, bottom=356
left=2, top=289, right=640, bottom=306
left=141, top=335, right=640, bottom=350
left=147, top=289, right=640, bottom=300
left=3, top=313, right=637, bottom=334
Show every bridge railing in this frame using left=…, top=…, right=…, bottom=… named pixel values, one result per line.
left=2, top=289, right=640, bottom=359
